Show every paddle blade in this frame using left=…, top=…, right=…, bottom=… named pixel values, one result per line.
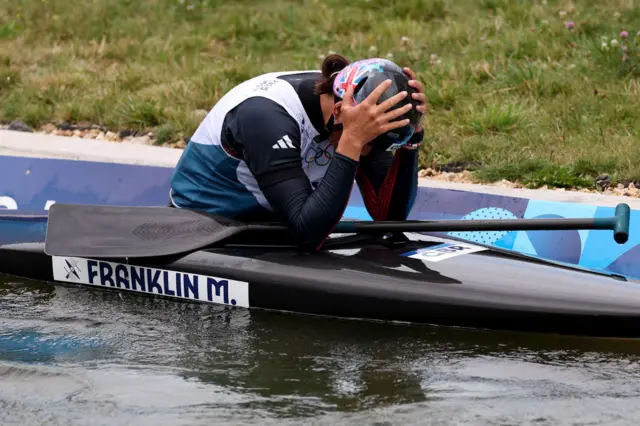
left=44, top=204, right=247, bottom=259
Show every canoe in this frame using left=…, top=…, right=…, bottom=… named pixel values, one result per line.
left=1, top=212, right=640, bottom=338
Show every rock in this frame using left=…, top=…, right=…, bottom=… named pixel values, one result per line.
left=72, top=129, right=82, bottom=138
left=614, top=187, right=626, bottom=196
left=620, top=179, right=632, bottom=188
left=95, top=132, right=105, bottom=140
left=441, top=174, right=451, bottom=181
left=58, top=121, right=74, bottom=131
left=7, top=120, right=33, bottom=132
left=418, top=168, right=435, bottom=178
left=119, top=129, right=136, bottom=138
left=76, top=123, right=97, bottom=131
left=40, top=123, right=57, bottom=134
left=451, top=173, right=467, bottom=183
left=595, top=174, right=611, bottom=192
left=105, top=131, right=119, bottom=141
left=627, top=182, right=639, bottom=197
left=129, top=135, right=151, bottom=145
left=460, top=170, right=473, bottom=182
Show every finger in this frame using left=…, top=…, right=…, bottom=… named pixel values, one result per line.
left=403, top=67, right=417, bottom=80
left=381, top=118, right=411, bottom=133
left=380, top=102, right=413, bottom=122
left=412, top=92, right=427, bottom=103
left=342, top=80, right=356, bottom=107
left=375, top=89, right=408, bottom=113
left=363, top=79, right=393, bottom=105
left=408, top=80, right=424, bottom=93
left=416, top=104, right=427, bottom=114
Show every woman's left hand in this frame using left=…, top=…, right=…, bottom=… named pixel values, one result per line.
left=403, top=67, right=427, bottom=133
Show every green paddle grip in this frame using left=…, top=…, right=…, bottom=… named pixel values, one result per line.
left=613, top=203, right=631, bottom=244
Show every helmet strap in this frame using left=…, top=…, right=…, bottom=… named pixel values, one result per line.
left=316, top=95, right=345, bottom=143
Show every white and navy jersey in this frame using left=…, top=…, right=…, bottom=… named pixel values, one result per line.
left=169, top=70, right=422, bottom=249
left=170, top=70, right=335, bottom=218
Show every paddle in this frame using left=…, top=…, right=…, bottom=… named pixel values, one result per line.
left=44, top=203, right=631, bottom=260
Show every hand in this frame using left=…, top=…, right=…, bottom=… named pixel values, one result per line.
left=336, top=79, right=413, bottom=160
left=403, top=67, right=427, bottom=132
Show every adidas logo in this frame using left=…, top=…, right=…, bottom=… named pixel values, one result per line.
left=272, top=135, right=295, bottom=149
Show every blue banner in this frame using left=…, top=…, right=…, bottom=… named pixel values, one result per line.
left=0, top=156, right=172, bottom=212
left=2, top=154, right=640, bottom=279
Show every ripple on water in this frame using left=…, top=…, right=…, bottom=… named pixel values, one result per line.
left=0, top=362, right=273, bottom=426
left=4, top=276, right=640, bottom=425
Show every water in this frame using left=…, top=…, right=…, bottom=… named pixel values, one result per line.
left=3, top=276, right=640, bottom=426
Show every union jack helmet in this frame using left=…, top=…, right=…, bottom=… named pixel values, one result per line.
left=332, top=58, right=420, bottom=151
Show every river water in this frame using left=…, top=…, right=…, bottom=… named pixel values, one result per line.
left=2, top=276, right=640, bottom=426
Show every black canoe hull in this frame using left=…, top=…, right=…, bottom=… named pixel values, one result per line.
left=2, top=231, right=640, bottom=337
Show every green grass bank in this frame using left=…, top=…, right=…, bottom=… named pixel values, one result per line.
left=2, top=0, right=640, bottom=189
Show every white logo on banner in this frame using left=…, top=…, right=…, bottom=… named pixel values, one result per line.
left=406, top=243, right=487, bottom=262
left=0, top=197, right=56, bottom=210
left=0, top=196, right=18, bottom=210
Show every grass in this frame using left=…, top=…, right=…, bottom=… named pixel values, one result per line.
left=2, top=0, right=640, bottom=188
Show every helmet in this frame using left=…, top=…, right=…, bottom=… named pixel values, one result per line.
left=332, top=58, right=421, bottom=151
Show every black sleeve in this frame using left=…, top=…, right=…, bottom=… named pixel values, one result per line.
left=355, top=131, right=422, bottom=221
left=227, top=96, right=305, bottom=188
left=228, top=96, right=359, bottom=250
left=261, top=154, right=359, bottom=249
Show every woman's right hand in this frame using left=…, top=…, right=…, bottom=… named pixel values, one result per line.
left=336, top=79, right=413, bottom=161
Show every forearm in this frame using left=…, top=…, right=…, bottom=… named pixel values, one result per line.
left=262, top=153, right=359, bottom=250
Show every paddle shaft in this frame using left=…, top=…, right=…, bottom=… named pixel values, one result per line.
left=244, top=204, right=630, bottom=244
left=336, top=217, right=613, bottom=232
left=248, top=218, right=616, bottom=233
left=338, top=203, right=631, bottom=244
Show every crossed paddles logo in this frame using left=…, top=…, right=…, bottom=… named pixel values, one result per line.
left=63, top=258, right=82, bottom=280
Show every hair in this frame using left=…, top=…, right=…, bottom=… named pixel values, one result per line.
left=315, top=53, right=350, bottom=95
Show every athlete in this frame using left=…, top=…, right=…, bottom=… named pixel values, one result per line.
left=169, top=54, right=427, bottom=249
